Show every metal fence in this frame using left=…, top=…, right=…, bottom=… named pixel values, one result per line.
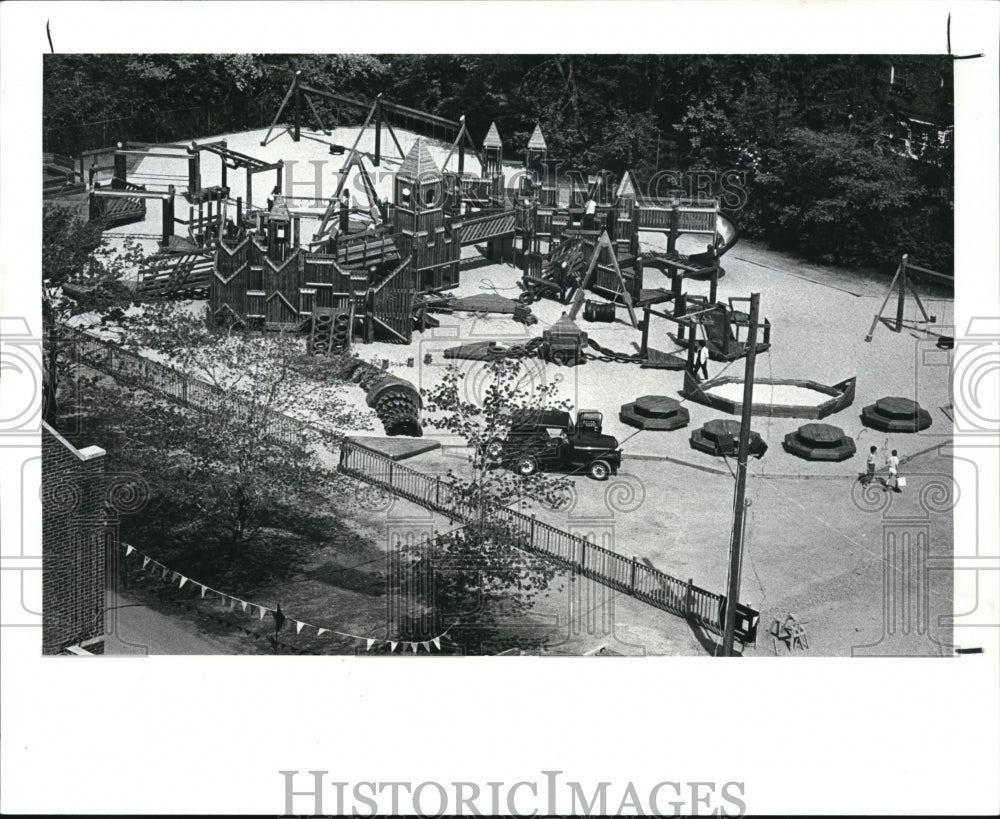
left=66, top=322, right=723, bottom=634
left=339, top=440, right=724, bottom=633
left=64, top=325, right=305, bottom=447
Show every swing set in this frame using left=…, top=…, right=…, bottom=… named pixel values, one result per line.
left=865, top=253, right=954, bottom=342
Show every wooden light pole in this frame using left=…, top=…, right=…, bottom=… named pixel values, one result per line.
left=722, top=291, right=760, bottom=657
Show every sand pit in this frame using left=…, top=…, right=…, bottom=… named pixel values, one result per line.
left=706, top=381, right=830, bottom=407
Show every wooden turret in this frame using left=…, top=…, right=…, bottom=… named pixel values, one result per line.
left=482, top=122, right=505, bottom=207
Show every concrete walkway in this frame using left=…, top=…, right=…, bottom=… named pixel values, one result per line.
left=104, top=590, right=236, bottom=655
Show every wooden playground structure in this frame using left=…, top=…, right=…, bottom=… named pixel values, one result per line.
left=76, top=72, right=760, bottom=361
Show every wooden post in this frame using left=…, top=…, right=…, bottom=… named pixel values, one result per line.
left=458, top=116, right=466, bottom=176
left=579, top=539, right=587, bottom=571
left=293, top=71, right=302, bottom=142
left=895, top=253, right=909, bottom=332
left=373, top=96, right=382, bottom=168
left=676, top=291, right=687, bottom=342
left=161, top=186, right=175, bottom=248
left=630, top=555, right=638, bottom=590
left=640, top=304, right=651, bottom=357
left=529, top=514, right=536, bottom=550
left=187, top=145, right=200, bottom=194
left=220, top=140, right=228, bottom=190
left=113, top=144, right=126, bottom=188
left=710, top=258, right=720, bottom=304
left=722, top=292, right=760, bottom=657
left=246, top=168, right=253, bottom=213
left=276, top=160, right=284, bottom=194
left=236, top=196, right=243, bottom=228
left=685, top=578, right=694, bottom=614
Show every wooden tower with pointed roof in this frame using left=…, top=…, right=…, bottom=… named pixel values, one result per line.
left=482, top=122, right=505, bottom=207
left=393, top=138, right=460, bottom=291
left=526, top=123, right=547, bottom=175
left=482, top=122, right=504, bottom=176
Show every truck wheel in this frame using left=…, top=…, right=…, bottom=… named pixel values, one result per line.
left=588, top=460, right=612, bottom=481
left=485, top=439, right=504, bottom=460
left=515, top=457, right=538, bottom=476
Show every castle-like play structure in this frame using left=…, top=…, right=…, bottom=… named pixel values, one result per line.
left=86, top=76, right=747, bottom=363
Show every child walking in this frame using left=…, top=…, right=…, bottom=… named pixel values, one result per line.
left=863, top=445, right=878, bottom=485
left=886, top=449, right=902, bottom=492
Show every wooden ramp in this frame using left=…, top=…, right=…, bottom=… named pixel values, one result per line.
left=137, top=251, right=214, bottom=299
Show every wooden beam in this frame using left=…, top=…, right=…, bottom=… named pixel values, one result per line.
left=261, top=75, right=298, bottom=146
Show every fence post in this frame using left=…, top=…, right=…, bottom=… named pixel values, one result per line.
left=182, top=376, right=188, bottom=404
left=579, top=539, right=587, bottom=572
left=434, top=476, right=441, bottom=508
left=685, top=578, right=694, bottom=615
left=338, top=443, right=349, bottom=471
left=388, top=461, right=394, bottom=488
left=630, top=555, right=638, bottom=590
left=529, top=514, right=536, bottom=550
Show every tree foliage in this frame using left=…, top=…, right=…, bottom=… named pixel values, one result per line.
left=44, top=53, right=953, bottom=279
left=407, top=359, right=574, bottom=653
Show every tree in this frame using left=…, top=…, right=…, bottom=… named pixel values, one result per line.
left=402, top=358, right=574, bottom=653
left=73, top=302, right=377, bottom=590
left=41, top=204, right=141, bottom=422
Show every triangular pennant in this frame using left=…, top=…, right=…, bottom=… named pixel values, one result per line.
left=178, top=576, right=188, bottom=589
left=295, top=621, right=305, bottom=635
left=141, top=557, right=150, bottom=570
left=317, top=628, right=328, bottom=636
left=240, top=601, right=248, bottom=613
left=421, top=641, right=431, bottom=652
left=125, top=545, right=135, bottom=557
left=366, top=638, right=375, bottom=652
left=410, top=642, right=418, bottom=654
left=200, top=585, right=208, bottom=598
left=390, top=641, right=398, bottom=653
left=432, top=637, right=441, bottom=650
left=258, top=606, right=268, bottom=620
left=161, top=565, right=170, bottom=579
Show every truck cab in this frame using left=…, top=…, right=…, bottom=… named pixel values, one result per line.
left=484, top=408, right=622, bottom=481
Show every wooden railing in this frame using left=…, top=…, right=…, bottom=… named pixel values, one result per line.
left=338, top=441, right=724, bottom=633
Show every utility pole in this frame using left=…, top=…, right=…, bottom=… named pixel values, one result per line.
left=722, top=291, right=760, bottom=657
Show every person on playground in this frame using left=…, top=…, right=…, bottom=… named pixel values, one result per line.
left=696, top=340, right=710, bottom=381
left=583, top=196, right=597, bottom=230
left=886, top=449, right=902, bottom=492
left=862, top=444, right=878, bottom=485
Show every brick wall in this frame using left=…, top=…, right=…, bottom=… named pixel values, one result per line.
left=42, top=423, right=112, bottom=655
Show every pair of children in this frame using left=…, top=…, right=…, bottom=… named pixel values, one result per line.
left=864, top=445, right=902, bottom=492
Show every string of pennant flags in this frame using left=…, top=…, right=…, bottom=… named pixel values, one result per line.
left=122, top=542, right=453, bottom=654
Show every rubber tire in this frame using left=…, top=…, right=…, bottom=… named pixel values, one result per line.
left=485, top=439, right=504, bottom=460
left=518, top=291, right=536, bottom=305
left=515, top=457, right=538, bottom=477
left=588, top=460, right=612, bottom=481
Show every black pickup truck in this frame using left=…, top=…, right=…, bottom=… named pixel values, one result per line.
left=484, top=409, right=622, bottom=481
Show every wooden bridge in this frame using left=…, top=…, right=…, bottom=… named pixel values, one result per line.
left=457, top=209, right=517, bottom=246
